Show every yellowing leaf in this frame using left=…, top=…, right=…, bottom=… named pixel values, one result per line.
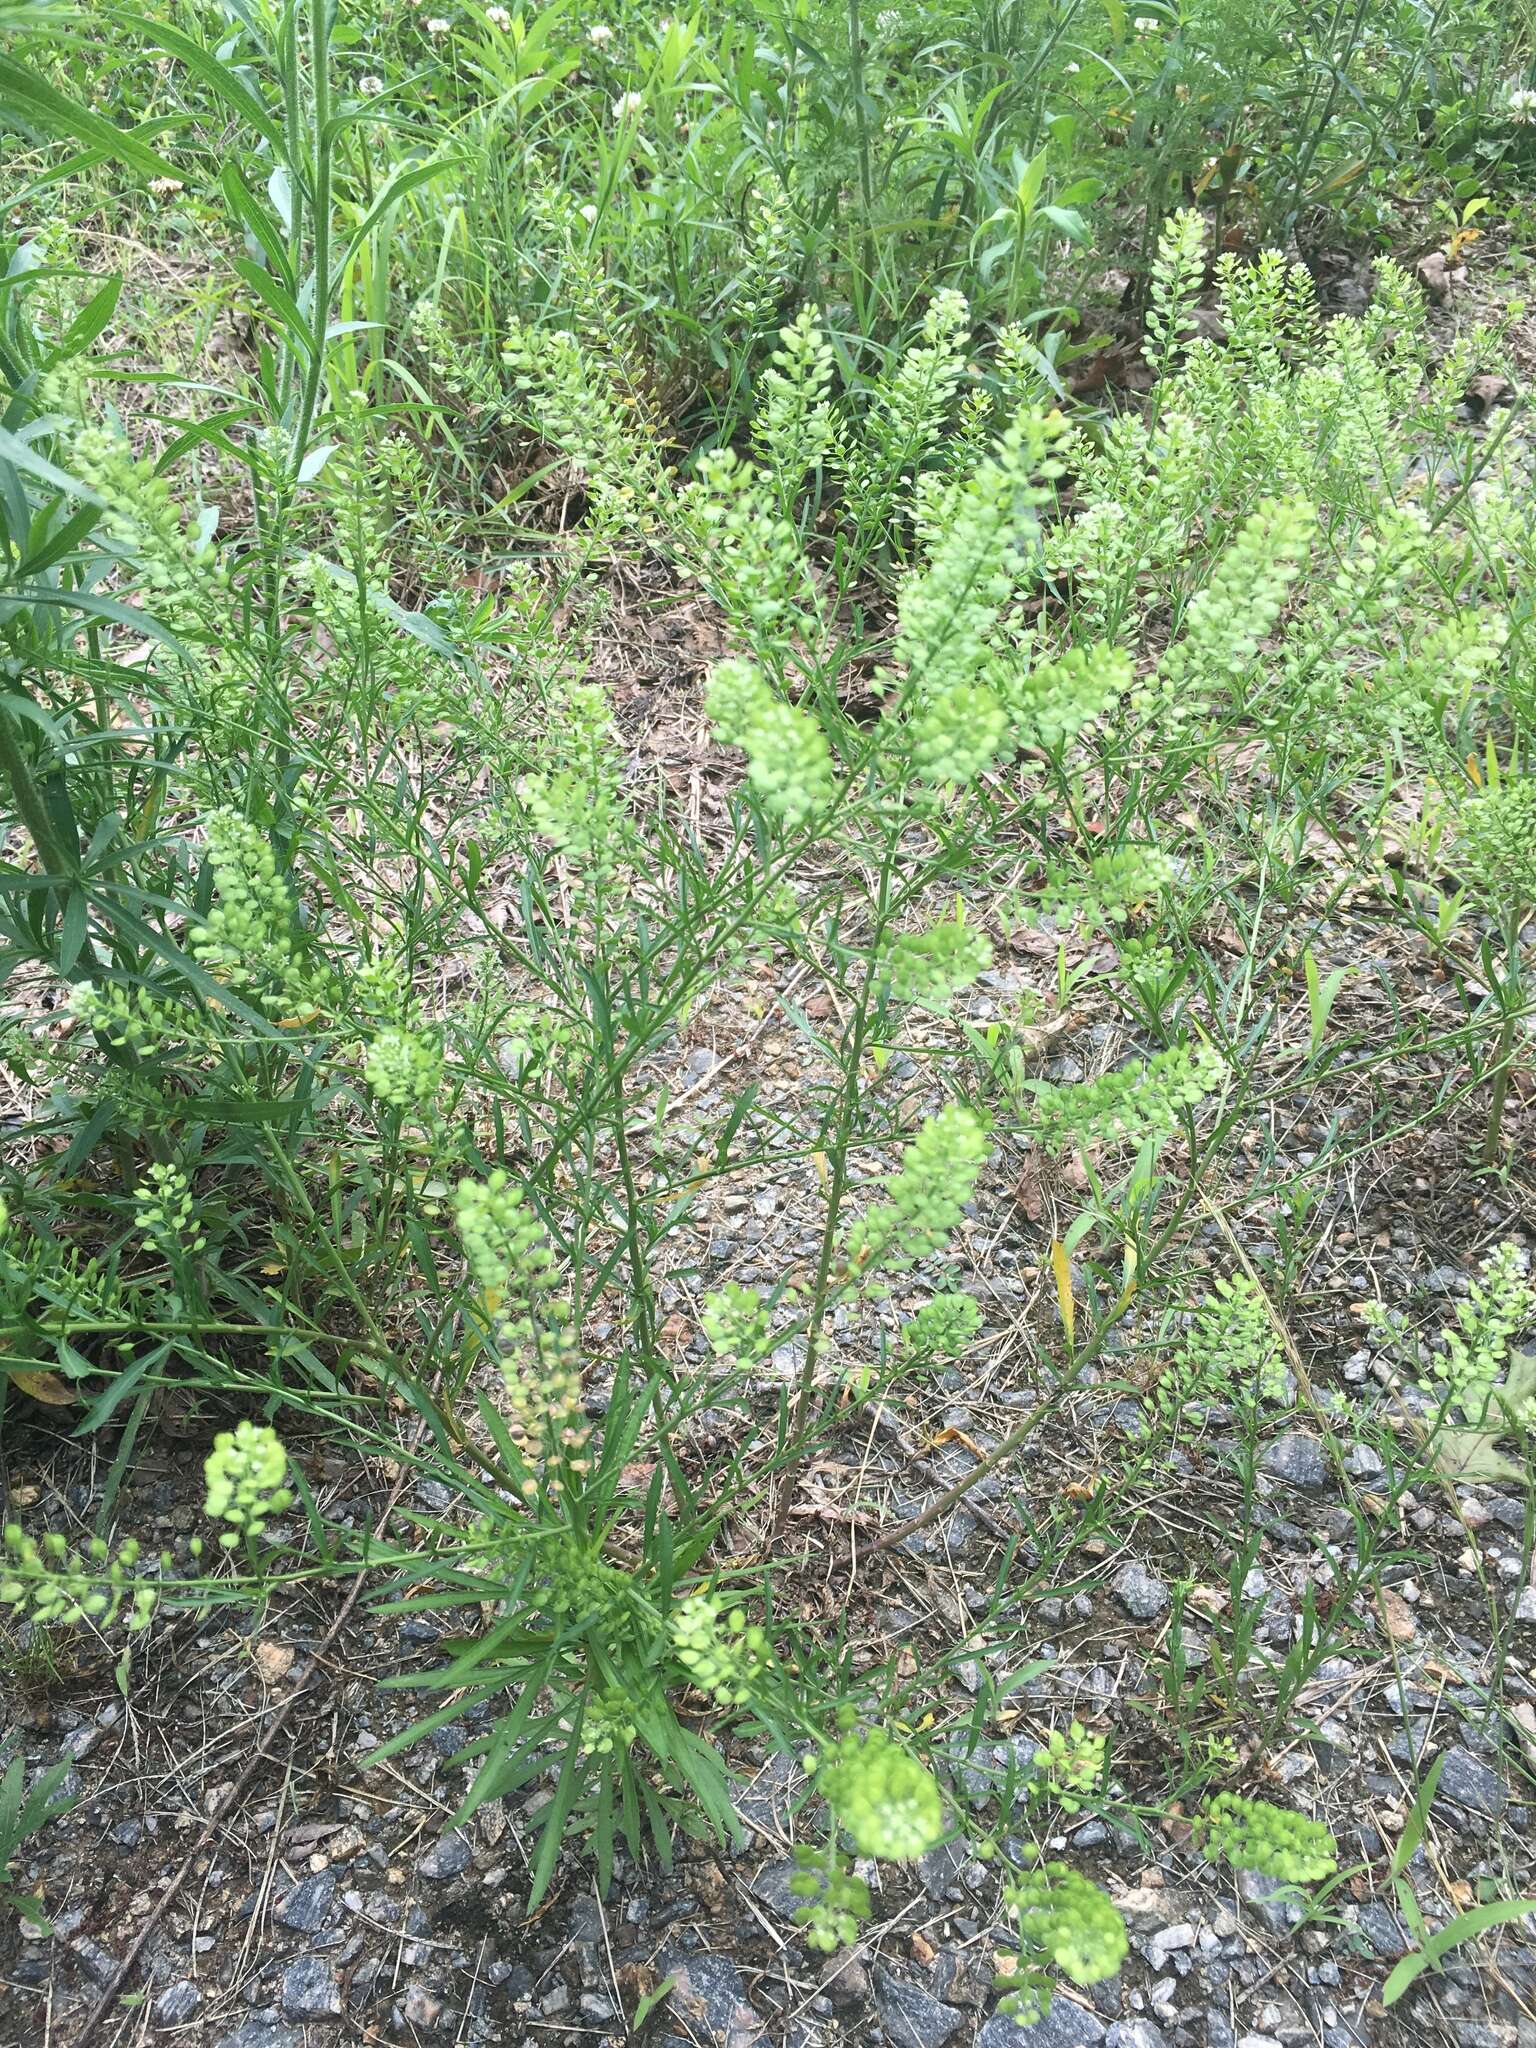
left=1050, top=1238, right=1075, bottom=1347
left=11, top=1370, right=78, bottom=1405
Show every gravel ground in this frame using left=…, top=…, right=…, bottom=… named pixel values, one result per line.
left=3, top=972, right=1533, bottom=2047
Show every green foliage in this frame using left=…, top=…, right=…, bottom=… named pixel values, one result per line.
left=0, top=0, right=1533, bottom=2005
left=0, top=1755, right=76, bottom=1931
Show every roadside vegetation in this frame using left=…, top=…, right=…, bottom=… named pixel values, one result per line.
left=2, top=0, right=1536, bottom=2037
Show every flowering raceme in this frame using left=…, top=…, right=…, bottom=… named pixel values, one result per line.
left=705, top=659, right=835, bottom=826
left=879, top=916, right=993, bottom=1010
left=847, top=1105, right=989, bottom=1270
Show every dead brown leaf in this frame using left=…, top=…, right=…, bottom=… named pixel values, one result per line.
left=1414, top=251, right=1465, bottom=303
left=1465, top=372, right=1513, bottom=417
left=1377, top=1588, right=1416, bottom=1642
left=253, top=1641, right=297, bottom=1684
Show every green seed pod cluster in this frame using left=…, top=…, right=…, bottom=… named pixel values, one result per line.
left=1003, top=643, right=1134, bottom=753
left=203, top=1421, right=293, bottom=1547
left=817, top=1728, right=945, bottom=1862
left=706, top=658, right=836, bottom=828
left=543, top=1545, right=636, bottom=1631
left=579, top=1689, right=640, bottom=1758
left=1002, top=1860, right=1129, bottom=1994
left=133, top=1162, right=206, bottom=1255
left=847, top=1104, right=989, bottom=1272
left=1038, top=842, right=1177, bottom=932
left=908, top=682, right=1010, bottom=788
left=453, top=1172, right=552, bottom=1306
left=66, top=980, right=191, bottom=1054
left=364, top=1025, right=445, bottom=1112
left=789, top=1848, right=872, bottom=1951
left=191, top=810, right=330, bottom=1016
left=701, top=1281, right=773, bottom=1362
left=0, top=1525, right=157, bottom=1631
left=1030, top=1041, right=1226, bottom=1153
left=899, top=1291, right=983, bottom=1361
left=1457, top=775, right=1536, bottom=910
left=1033, top=1721, right=1107, bottom=1813
left=1194, top=1793, right=1337, bottom=1883
left=879, top=918, right=993, bottom=1011
left=670, top=1592, right=768, bottom=1705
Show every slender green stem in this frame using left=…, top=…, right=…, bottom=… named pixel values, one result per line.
left=610, top=1059, right=660, bottom=1369
left=1481, top=914, right=1525, bottom=1167
left=770, top=822, right=903, bottom=1537
left=845, top=0, right=877, bottom=322
left=291, top=0, right=334, bottom=472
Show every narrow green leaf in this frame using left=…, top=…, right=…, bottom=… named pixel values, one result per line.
left=0, top=52, right=180, bottom=176
left=1383, top=1898, right=1536, bottom=2004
